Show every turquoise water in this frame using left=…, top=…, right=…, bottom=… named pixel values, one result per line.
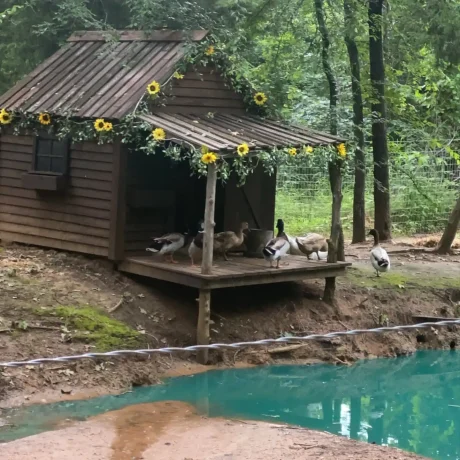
left=1, top=350, right=460, bottom=459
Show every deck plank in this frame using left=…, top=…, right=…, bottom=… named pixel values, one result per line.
left=118, top=255, right=351, bottom=290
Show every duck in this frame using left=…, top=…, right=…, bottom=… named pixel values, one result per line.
left=275, top=219, right=327, bottom=260
left=369, top=228, right=390, bottom=277
left=296, top=233, right=328, bottom=261
left=146, top=231, right=187, bottom=264
left=213, top=222, right=249, bottom=261
left=263, top=219, right=290, bottom=268
left=188, top=220, right=204, bottom=266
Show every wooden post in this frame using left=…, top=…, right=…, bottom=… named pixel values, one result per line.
left=108, top=139, right=127, bottom=262
left=197, top=163, right=217, bottom=364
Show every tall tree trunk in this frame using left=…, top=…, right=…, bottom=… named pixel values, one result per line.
left=369, top=0, right=391, bottom=241
left=344, top=0, right=366, bottom=244
left=314, top=0, right=345, bottom=303
left=315, top=0, right=338, bottom=136
left=435, top=195, right=460, bottom=254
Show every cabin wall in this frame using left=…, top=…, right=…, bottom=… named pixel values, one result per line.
left=154, top=66, right=246, bottom=114
left=0, top=133, right=113, bottom=256
left=223, top=165, right=277, bottom=232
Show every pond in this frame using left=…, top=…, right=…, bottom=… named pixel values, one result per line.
left=1, top=350, right=460, bottom=459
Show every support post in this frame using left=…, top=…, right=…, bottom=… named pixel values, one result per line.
left=197, top=163, right=217, bottom=364
left=202, top=163, right=217, bottom=275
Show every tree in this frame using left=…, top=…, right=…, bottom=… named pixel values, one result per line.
left=344, top=0, right=366, bottom=243
left=314, top=0, right=345, bottom=303
left=369, top=0, right=391, bottom=241
left=435, top=195, right=460, bottom=254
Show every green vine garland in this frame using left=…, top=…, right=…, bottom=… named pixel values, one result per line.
left=0, top=38, right=349, bottom=185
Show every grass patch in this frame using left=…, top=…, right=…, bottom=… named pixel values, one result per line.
left=36, top=306, right=141, bottom=351
left=346, top=266, right=460, bottom=290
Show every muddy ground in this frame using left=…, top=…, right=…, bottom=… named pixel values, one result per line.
left=0, top=235, right=459, bottom=406
left=0, top=401, right=425, bottom=460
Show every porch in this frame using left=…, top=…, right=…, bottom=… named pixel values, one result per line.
left=118, top=254, right=351, bottom=290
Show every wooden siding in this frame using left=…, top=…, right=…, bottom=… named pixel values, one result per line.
left=0, top=133, right=113, bottom=256
left=156, top=67, right=246, bottom=114
left=223, top=164, right=277, bottom=232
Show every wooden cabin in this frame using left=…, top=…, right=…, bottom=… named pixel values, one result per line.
left=0, top=30, right=350, bottom=363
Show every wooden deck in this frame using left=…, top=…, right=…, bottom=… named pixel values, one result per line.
left=118, top=254, right=351, bottom=290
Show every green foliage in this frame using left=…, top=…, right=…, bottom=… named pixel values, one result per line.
left=36, top=306, right=141, bottom=351
left=0, top=0, right=459, bottom=233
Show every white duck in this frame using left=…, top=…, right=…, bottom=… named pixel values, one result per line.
left=369, top=228, right=390, bottom=277
left=147, top=232, right=187, bottom=264
left=263, top=219, right=290, bottom=268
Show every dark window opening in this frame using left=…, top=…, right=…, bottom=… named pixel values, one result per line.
left=34, top=134, right=70, bottom=175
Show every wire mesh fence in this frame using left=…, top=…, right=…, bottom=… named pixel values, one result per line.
left=276, top=149, right=460, bottom=237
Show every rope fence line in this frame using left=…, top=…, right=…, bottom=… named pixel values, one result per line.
left=1, top=319, right=459, bottom=368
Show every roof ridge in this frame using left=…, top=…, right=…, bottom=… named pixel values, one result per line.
left=67, top=30, right=208, bottom=43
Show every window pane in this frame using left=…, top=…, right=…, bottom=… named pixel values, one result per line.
left=36, top=156, right=51, bottom=172
left=52, top=140, right=68, bottom=158
left=51, top=157, right=65, bottom=174
left=37, top=139, right=52, bottom=158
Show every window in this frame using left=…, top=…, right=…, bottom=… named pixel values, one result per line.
left=21, top=134, right=70, bottom=191
left=34, top=134, right=70, bottom=175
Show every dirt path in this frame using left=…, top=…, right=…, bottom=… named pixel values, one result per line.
left=0, top=401, right=425, bottom=460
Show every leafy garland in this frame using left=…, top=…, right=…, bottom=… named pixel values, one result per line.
left=0, top=39, right=348, bottom=185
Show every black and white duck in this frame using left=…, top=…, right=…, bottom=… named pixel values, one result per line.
left=263, top=219, right=290, bottom=268
left=146, top=231, right=188, bottom=264
left=188, top=220, right=204, bottom=266
left=369, top=228, right=390, bottom=277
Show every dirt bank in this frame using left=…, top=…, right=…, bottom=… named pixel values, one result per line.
left=0, top=237, right=460, bottom=407
left=0, top=401, right=425, bottom=460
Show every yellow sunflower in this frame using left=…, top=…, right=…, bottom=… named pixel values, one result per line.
left=205, top=45, right=215, bottom=56
left=0, top=109, right=12, bottom=125
left=152, top=127, right=166, bottom=141
left=104, top=121, right=113, bottom=132
left=237, top=143, right=249, bottom=157
left=38, top=113, right=51, bottom=125
left=303, top=145, right=313, bottom=154
left=337, top=143, right=347, bottom=158
left=201, top=152, right=218, bottom=164
left=254, top=92, right=268, bottom=106
left=147, top=80, right=161, bottom=96
left=94, top=118, right=106, bottom=132
left=288, top=147, right=297, bottom=156
left=173, top=71, right=184, bottom=79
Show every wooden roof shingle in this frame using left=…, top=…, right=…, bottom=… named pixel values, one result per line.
left=139, top=113, right=344, bottom=152
left=0, top=30, right=208, bottom=119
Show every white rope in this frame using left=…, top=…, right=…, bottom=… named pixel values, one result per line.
left=1, top=319, right=459, bottom=368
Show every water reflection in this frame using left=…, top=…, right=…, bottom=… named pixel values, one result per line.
left=1, top=350, right=460, bottom=459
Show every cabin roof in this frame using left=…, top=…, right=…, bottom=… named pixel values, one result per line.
left=0, top=30, right=208, bottom=120
left=139, top=113, right=344, bottom=152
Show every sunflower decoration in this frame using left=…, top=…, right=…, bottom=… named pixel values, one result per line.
left=254, top=92, right=268, bottom=106
left=152, top=127, right=166, bottom=141
left=337, top=143, right=347, bottom=158
left=205, top=45, right=215, bottom=56
left=303, top=145, right=314, bottom=154
left=237, top=143, right=249, bottom=157
left=173, top=71, right=184, bottom=79
left=0, top=109, right=12, bottom=125
left=288, top=147, right=297, bottom=156
left=147, top=80, right=161, bottom=97
left=38, top=113, right=51, bottom=126
left=201, top=152, right=218, bottom=164
left=104, top=121, right=113, bottom=132
left=94, top=118, right=106, bottom=132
